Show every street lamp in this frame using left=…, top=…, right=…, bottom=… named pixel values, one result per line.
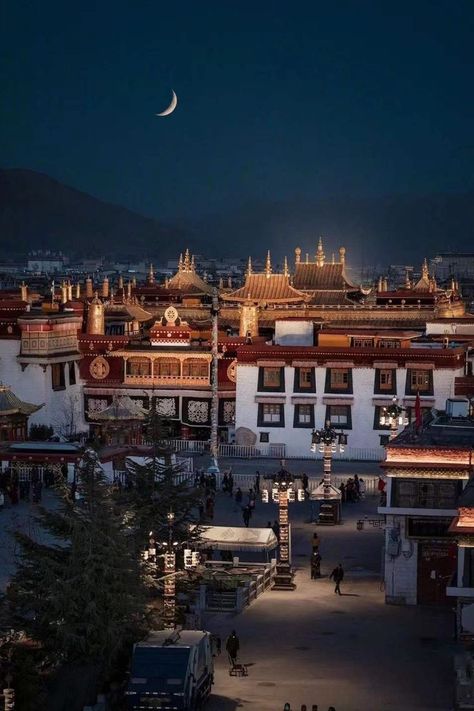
left=143, top=511, right=181, bottom=630
left=262, top=460, right=305, bottom=591
left=310, top=420, right=347, bottom=525
left=380, top=396, right=408, bottom=440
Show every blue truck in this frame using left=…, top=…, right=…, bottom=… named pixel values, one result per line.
left=125, top=630, right=214, bottom=710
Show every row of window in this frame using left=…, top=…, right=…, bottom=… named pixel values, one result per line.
left=126, top=357, right=209, bottom=378
left=258, top=366, right=433, bottom=395
left=52, top=362, right=76, bottom=391
left=257, top=403, right=430, bottom=429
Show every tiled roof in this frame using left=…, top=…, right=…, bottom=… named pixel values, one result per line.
left=293, top=262, right=356, bottom=290
left=167, top=271, right=213, bottom=295
left=0, top=385, right=43, bottom=416
left=88, top=395, right=148, bottom=421
left=221, top=274, right=307, bottom=303
left=306, top=290, right=357, bottom=305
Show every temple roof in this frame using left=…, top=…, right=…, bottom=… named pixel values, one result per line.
left=167, top=248, right=213, bottom=295
left=222, top=273, right=308, bottom=304
left=0, top=384, right=43, bottom=416
left=105, top=301, right=152, bottom=322
left=293, top=262, right=356, bottom=291
left=88, top=395, right=148, bottom=421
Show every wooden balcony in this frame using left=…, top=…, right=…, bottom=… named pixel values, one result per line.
left=124, top=374, right=210, bottom=387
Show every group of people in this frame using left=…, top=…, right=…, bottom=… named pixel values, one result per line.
left=0, top=464, right=65, bottom=508
left=283, top=705, right=337, bottom=710
left=338, top=474, right=365, bottom=503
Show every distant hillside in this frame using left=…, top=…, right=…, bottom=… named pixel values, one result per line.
left=0, top=169, right=188, bottom=259
left=2, top=169, right=474, bottom=266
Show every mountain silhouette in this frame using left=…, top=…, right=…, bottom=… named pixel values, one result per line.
left=1, top=169, right=474, bottom=267
left=0, top=169, right=187, bottom=260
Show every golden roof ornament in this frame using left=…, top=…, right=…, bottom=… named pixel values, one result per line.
left=178, top=253, right=184, bottom=271
left=265, top=250, right=272, bottom=278
left=316, top=236, right=325, bottom=267
left=405, top=268, right=411, bottom=290
left=283, top=256, right=289, bottom=277
left=191, top=254, right=196, bottom=272
left=421, top=257, right=429, bottom=280
left=147, top=264, right=155, bottom=284
left=183, top=248, right=192, bottom=271
left=339, top=246, right=346, bottom=265
left=295, top=246, right=301, bottom=264
left=246, top=256, right=253, bottom=276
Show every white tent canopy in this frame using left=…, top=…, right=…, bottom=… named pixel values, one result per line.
left=195, top=525, right=278, bottom=552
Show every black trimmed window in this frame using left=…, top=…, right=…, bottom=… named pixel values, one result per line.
left=293, top=404, right=315, bottom=428
left=257, top=403, right=285, bottom=427
left=379, top=434, right=390, bottom=446
left=352, top=337, right=374, bottom=347
left=68, top=361, right=76, bottom=385
left=260, top=432, right=269, bottom=443
left=392, top=478, right=462, bottom=509
left=378, top=339, right=400, bottom=349
left=294, top=367, right=315, bottom=393
left=374, top=368, right=396, bottom=394
left=258, top=366, right=285, bottom=392
left=325, top=404, right=352, bottom=429
left=51, top=363, right=65, bottom=391
left=373, top=406, right=391, bottom=430
left=325, top=368, right=353, bottom=394
left=406, top=369, right=433, bottom=395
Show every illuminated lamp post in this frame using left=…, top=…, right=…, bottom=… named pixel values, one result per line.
left=143, top=511, right=180, bottom=629
left=310, top=421, right=347, bottom=525
left=262, top=461, right=305, bottom=591
left=380, top=396, right=408, bottom=440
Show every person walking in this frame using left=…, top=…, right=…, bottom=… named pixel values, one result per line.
left=235, top=487, right=242, bottom=504
left=329, top=563, right=344, bottom=595
left=228, top=471, right=234, bottom=496
left=310, top=550, right=322, bottom=579
left=242, top=505, right=251, bottom=527
left=255, top=470, right=260, bottom=493
left=225, top=630, right=240, bottom=666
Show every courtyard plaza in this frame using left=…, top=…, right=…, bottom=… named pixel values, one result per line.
left=202, top=458, right=456, bottom=711
left=0, top=456, right=456, bottom=710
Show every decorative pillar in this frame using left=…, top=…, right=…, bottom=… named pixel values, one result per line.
left=210, top=289, right=219, bottom=461
left=163, top=552, right=176, bottom=629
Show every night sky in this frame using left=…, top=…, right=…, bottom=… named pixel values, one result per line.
left=2, top=1, right=474, bottom=223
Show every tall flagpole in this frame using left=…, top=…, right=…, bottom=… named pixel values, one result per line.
left=210, top=288, right=220, bottom=464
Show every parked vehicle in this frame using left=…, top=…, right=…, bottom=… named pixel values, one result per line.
left=126, top=629, right=214, bottom=710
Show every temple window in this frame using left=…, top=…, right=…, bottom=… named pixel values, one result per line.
left=352, top=337, right=374, bottom=347
left=374, top=368, right=397, bottom=394
left=258, top=366, right=285, bottom=392
left=293, top=404, right=314, bottom=428
left=258, top=403, right=285, bottom=427
left=126, top=358, right=151, bottom=377
left=325, top=404, right=352, bottom=429
left=182, top=359, right=208, bottom=377
left=69, top=362, right=76, bottom=385
left=406, top=369, right=433, bottom=395
left=326, top=368, right=353, bottom=393
left=51, top=363, right=65, bottom=390
left=378, top=339, right=399, bottom=349
left=294, top=367, right=315, bottom=392
left=154, top=359, right=180, bottom=377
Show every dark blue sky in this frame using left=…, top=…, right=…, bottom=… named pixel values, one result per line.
left=2, top=1, right=474, bottom=221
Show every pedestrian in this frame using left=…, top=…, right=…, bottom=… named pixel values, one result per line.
left=301, top=472, right=309, bottom=493
left=339, top=481, right=346, bottom=503
left=206, top=495, right=214, bottom=519
left=225, top=630, right=239, bottom=666
left=255, top=470, right=260, bottom=493
left=235, top=487, right=242, bottom=503
left=359, top=477, right=366, bottom=499
left=228, top=470, right=234, bottom=496
left=329, top=563, right=344, bottom=595
left=272, top=519, right=280, bottom=541
left=311, top=551, right=321, bottom=579
left=222, top=472, right=229, bottom=492
left=312, top=531, right=320, bottom=552
left=242, top=505, right=251, bottom=527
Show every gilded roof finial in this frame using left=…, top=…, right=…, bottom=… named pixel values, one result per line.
left=183, top=248, right=191, bottom=271
left=295, top=246, right=301, bottom=265
left=421, top=257, right=429, bottom=280
left=265, top=250, right=272, bottom=277
left=316, top=236, right=325, bottom=267
left=305, top=253, right=309, bottom=263
left=178, top=253, right=183, bottom=271
left=246, top=256, right=253, bottom=276
left=405, top=268, right=411, bottom=290
left=283, top=256, right=289, bottom=277
left=191, top=254, right=195, bottom=272
left=147, top=263, right=155, bottom=284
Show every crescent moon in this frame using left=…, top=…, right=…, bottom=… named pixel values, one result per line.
left=156, top=90, right=178, bottom=117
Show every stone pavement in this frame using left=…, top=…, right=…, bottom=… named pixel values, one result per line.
left=203, top=486, right=456, bottom=711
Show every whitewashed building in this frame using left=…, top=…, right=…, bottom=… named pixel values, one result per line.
left=234, top=323, right=467, bottom=459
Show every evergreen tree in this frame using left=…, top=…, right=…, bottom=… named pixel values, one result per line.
left=8, top=449, right=146, bottom=684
